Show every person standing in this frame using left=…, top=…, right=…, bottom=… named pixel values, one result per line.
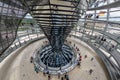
left=61, top=77, right=64, bottom=80
left=91, top=57, right=94, bottom=61
left=58, top=73, right=60, bottom=79
left=84, top=55, right=87, bottom=58
left=48, top=74, right=51, bottom=80
left=89, top=69, right=93, bottom=75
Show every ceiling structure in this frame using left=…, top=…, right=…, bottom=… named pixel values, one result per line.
left=0, top=0, right=92, bottom=54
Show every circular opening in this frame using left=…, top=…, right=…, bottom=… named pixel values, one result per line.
left=39, top=44, right=74, bottom=68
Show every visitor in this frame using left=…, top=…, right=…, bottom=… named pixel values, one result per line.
left=43, top=72, right=46, bottom=76
left=76, top=47, right=78, bottom=50
left=48, top=74, right=51, bottom=80
left=58, top=73, right=60, bottom=79
left=64, top=73, right=67, bottom=78
left=80, top=55, right=82, bottom=59
left=46, top=70, right=49, bottom=74
left=101, top=36, right=104, bottom=41
left=61, top=77, right=64, bottom=80
left=103, top=38, right=106, bottom=42
left=91, top=57, right=94, bottom=61
left=6, top=35, right=8, bottom=39
left=74, top=44, right=75, bottom=47
left=34, top=66, right=39, bottom=73
left=65, top=74, right=69, bottom=80
left=30, top=56, right=33, bottom=63
left=79, top=57, right=82, bottom=61
left=65, top=74, right=67, bottom=79
left=96, top=15, right=99, bottom=19
left=111, top=44, right=115, bottom=51
left=108, top=44, right=114, bottom=52
left=77, top=61, right=81, bottom=67
left=89, top=69, right=93, bottom=75
left=79, top=55, right=82, bottom=61
left=84, top=55, right=87, bottom=58
left=77, top=48, right=79, bottom=51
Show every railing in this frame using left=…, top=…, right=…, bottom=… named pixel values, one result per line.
left=0, top=31, right=45, bottom=62
left=89, top=0, right=120, bottom=10
left=70, top=30, right=120, bottom=80
left=32, top=38, right=80, bottom=75
left=0, top=27, right=120, bottom=79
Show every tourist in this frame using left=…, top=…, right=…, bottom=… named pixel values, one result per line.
left=89, top=69, right=93, bottom=75
left=48, top=74, right=51, bottom=80
left=34, top=66, right=39, bottom=73
left=109, top=45, right=113, bottom=51
left=64, top=73, right=67, bottom=78
left=79, top=55, right=82, bottom=61
left=6, top=35, right=8, bottom=39
left=58, top=73, right=60, bottom=79
left=91, top=57, right=94, bottom=61
left=61, top=77, right=64, bottom=80
left=76, top=47, right=78, bottom=50
left=80, top=55, right=82, bottom=59
left=111, top=44, right=115, bottom=51
left=43, top=72, right=46, bottom=76
left=77, top=48, right=79, bottom=51
left=84, top=55, right=87, bottom=58
left=30, top=56, right=33, bottom=63
left=77, top=61, right=81, bottom=68
left=65, top=74, right=67, bottom=79
left=74, top=44, right=75, bottom=47
left=65, top=74, right=69, bottom=80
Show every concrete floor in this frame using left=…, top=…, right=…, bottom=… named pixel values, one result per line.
left=0, top=37, right=109, bottom=80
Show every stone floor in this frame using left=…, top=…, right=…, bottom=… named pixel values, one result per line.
left=0, top=37, right=109, bottom=80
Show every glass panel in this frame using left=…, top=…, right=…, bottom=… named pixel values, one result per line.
left=0, top=1, right=27, bottom=54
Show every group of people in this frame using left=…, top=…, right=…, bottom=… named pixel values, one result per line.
left=30, top=40, right=96, bottom=80
left=46, top=73, right=69, bottom=80
left=77, top=53, right=82, bottom=67
left=73, top=43, right=82, bottom=67
left=95, top=35, right=115, bottom=52
left=58, top=73, right=69, bottom=80
left=30, top=56, right=40, bottom=74
left=42, top=70, right=70, bottom=80
left=84, top=54, right=94, bottom=75
left=95, top=35, right=106, bottom=44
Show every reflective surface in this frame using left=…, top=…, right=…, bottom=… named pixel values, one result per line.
left=0, top=0, right=27, bottom=54
left=37, top=44, right=74, bottom=67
